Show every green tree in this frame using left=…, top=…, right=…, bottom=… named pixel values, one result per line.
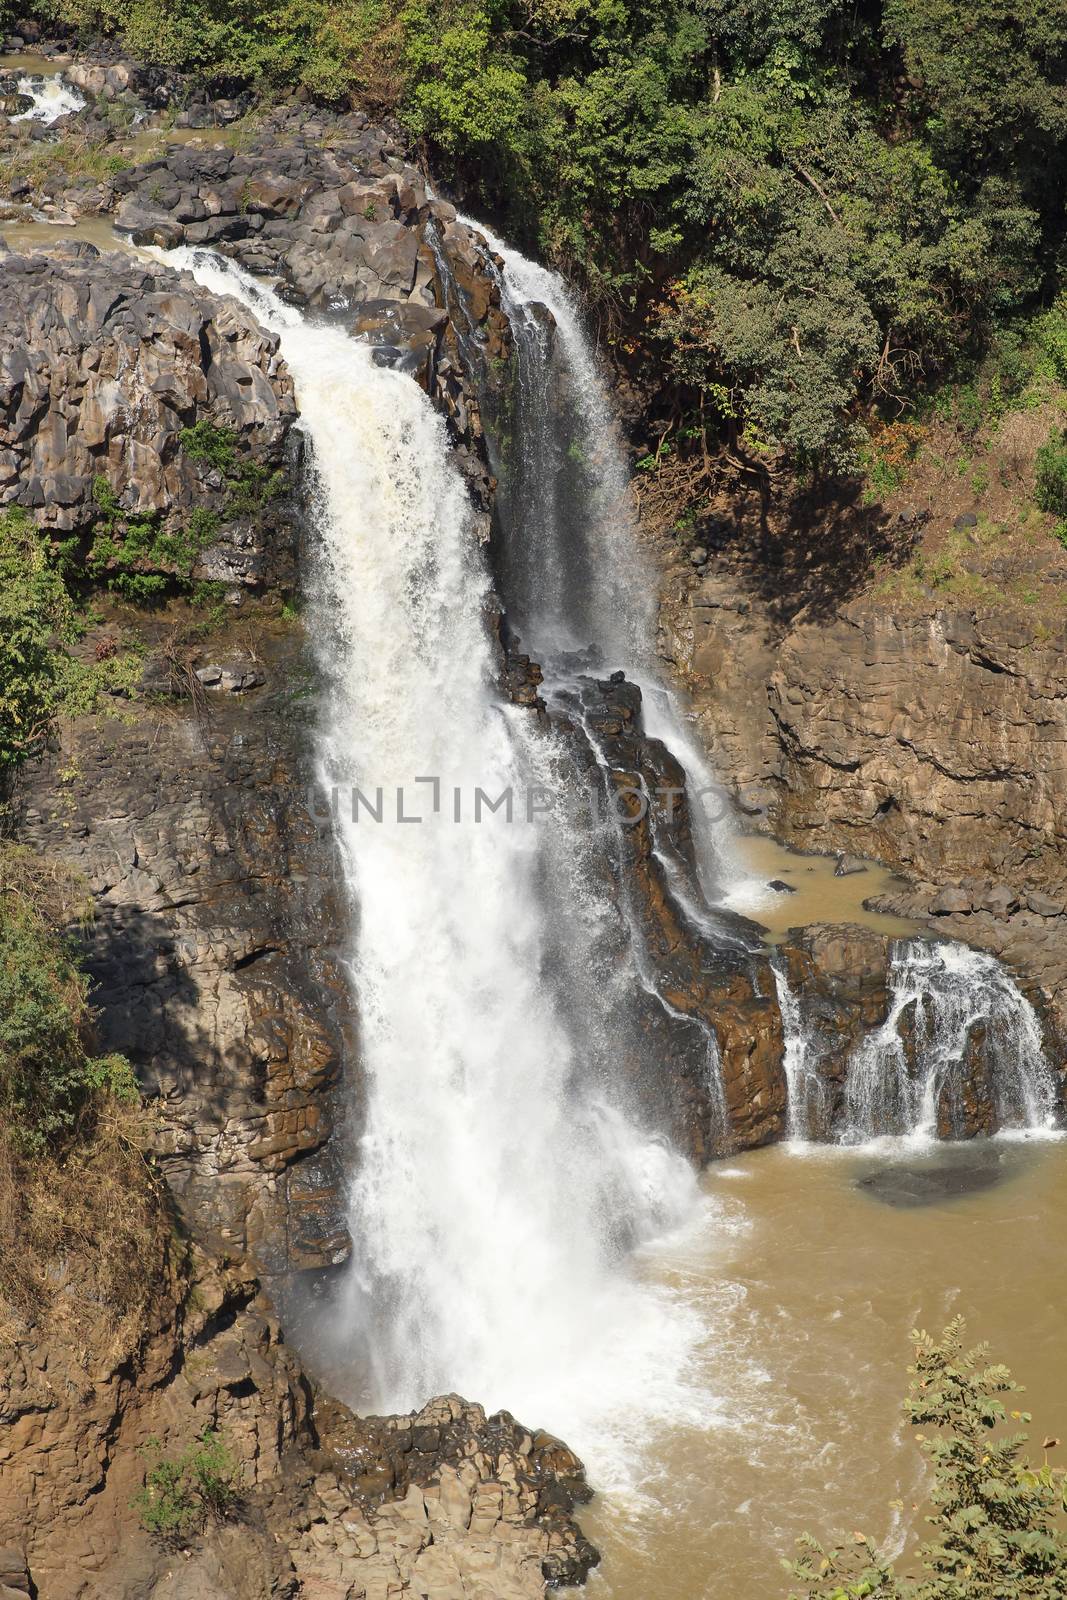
left=786, top=1320, right=1067, bottom=1600
left=0, top=508, right=80, bottom=775
left=0, top=847, right=138, bottom=1154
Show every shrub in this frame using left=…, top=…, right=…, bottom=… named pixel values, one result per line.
left=0, top=508, right=81, bottom=775
left=0, top=849, right=138, bottom=1155
left=1034, top=428, right=1067, bottom=519
left=785, top=1319, right=1067, bottom=1600
left=87, top=475, right=221, bottom=602
left=134, top=1429, right=240, bottom=1543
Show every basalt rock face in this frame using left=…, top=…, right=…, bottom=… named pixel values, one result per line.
left=3, top=246, right=350, bottom=1276
left=549, top=670, right=788, bottom=1159
left=18, top=617, right=354, bottom=1277
left=64, top=104, right=506, bottom=521
left=665, top=573, right=1067, bottom=1047
left=0, top=247, right=299, bottom=587
left=1, top=1238, right=312, bottom=1600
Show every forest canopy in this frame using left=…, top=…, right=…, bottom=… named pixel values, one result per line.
left=11, top=0, right=1067, bottom=466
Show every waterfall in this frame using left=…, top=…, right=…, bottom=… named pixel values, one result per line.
left=841, top=940, right=1059, bottom=1144
left=166, top=245, right=721, bottom=1491
left=458, top=216, right=741, bottom=899
left=11, top=74, right=85, bottom=123
left=770, top=956, right=829, bottom=1145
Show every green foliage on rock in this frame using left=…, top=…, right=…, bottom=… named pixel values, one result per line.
left=1034, top=428, right=1067, bottom=532
left=0, top=507, right=81, bottom=775
left=0, top=507, right=142, bottom=776
left=0, top=847, right=138, bottom=1156
left=133, top=1428, right=240, bottom=1542
left=87, top=474, right=227, bottom=601
left=785, top=1319, right=1067, bottom=1600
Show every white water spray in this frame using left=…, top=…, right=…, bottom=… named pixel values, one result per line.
left=166, top=246, right=723, bottom=1491
left=11, top=73, right=85, bottom=123
left=459, top=216, right=742, bottom=896
left=841, top=940, right=1059, bottom=1144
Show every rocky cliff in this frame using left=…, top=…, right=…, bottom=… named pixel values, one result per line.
left=0, top=69, right=597, bottom=1600
left=659, top=523, right=1067, bottom=1057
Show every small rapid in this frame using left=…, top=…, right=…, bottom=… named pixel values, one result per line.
left=773, top=937, right=1060, bottom=1146
left=10, top=73, right=84, bottom=123
left=841, top=939, right=1060, bottom=1145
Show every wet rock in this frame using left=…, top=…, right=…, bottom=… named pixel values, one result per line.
left=768, top=878, right=796, bottom=893
left=834, top=854, right=868, bottom=877
left=931, top=885, right=973, bottom=915
left=548, top=671, right=786, bottom=1160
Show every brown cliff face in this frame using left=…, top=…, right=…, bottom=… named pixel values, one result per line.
left=18, top=618, right=354, bottom=1276
left=1, top=90, right=597, bottom=1599
left=664, top=570, right=1067, bottom=1054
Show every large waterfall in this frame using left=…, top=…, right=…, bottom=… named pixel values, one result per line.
left=168, top=246, right=722, bottom=1491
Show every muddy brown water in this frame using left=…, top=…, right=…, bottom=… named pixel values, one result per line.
left=0, top=215, right=129, bottom=251
left=577, top=1139, right=1067, bottom=1600
left=724, top=835, right=923, bottom=943
left=0, top=52, right=71, bottom=76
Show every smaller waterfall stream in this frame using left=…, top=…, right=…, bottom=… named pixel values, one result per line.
left=842, top=940, right=1059, bottom=1144
left=458, top=215, right=741, bottom=900
left=770, top=956, right=830, bottom=1144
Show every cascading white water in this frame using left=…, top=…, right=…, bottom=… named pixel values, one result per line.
left=165, top=245, right=723, bottom=1491
left=841, top=940, right=1059, bottom=1144
left=770, top=956, right=829, bottom=1145
left=11, top=74, right=85, bottom=123
left=459, top=216, right=742, bottom=897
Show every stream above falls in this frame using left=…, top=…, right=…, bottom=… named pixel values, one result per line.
left=576, top=1137, right=1067, bottom=1600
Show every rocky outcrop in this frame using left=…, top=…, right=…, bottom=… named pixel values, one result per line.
left=293, top=1396, right=598, bottom=1598
left=0, top=246, right=299, bottom=590
left=1, top=1209, right=596, bottom=1600
left=548, top=670, right=788, bottom=1158
left=0, top=1227, right=312, bottom=1599
left=664, top=569, right=1067, bottom=1049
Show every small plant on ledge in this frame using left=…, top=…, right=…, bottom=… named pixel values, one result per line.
left=133, top=1428, right=241, bottom=1545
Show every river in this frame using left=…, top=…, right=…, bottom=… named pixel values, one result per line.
left=581, top=1137, right=1067, bottom=1599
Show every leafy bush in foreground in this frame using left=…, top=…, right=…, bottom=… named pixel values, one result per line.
left=786, top=1319, right=1067, bottom=1600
